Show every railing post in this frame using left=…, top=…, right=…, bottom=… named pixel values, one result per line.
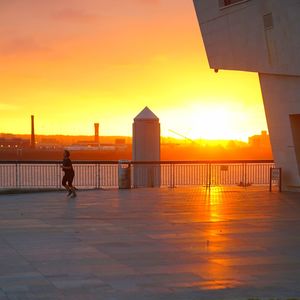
left=169, top=163, right=172, bottom=188
left=171, top=163, right=173, bottom=188
left=15, top=162, right=19, bottom=189
left=129, top=162, right=132, bottom=189
left=168, top=163, right=171, bottom=188
left=269, top=167, right=272, bottom=192
left=244, top=163, right=247, bottom=187
left=279, top=167, right=282, bottom=192
left=57, top=163, right=61, bottom=189
left=168, top=163, right=175, bottom=188
left=206, top=163, right=211, bottom=190
left=96, top=163, right=100, bottom=189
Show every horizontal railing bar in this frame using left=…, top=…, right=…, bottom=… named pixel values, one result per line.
left=130, top=160, right=274, bottom=164
left=0, top=160, right=120, bottom=164
left=0, top=160, right=274, bottom=165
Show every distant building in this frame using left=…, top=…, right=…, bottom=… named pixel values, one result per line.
left=133, top=107, right=160, bottom=161
left=193, top=0, right=300, bottom=190
left=132, top=107, right=160, bottom=187
left=67, top=141, right=128, bottom=152
left=0, top=133, right=15, bottom=138
left=67, top=141, right=100, bottom=151
left=38, top=138, right=62, bottom=150
left=248, top=131, right=271, bottom=148
left=0, top=138, right=30, bottom=149
left=41, top=138, right=58, bottom=144
left=115, top=138, right=126, bottom=145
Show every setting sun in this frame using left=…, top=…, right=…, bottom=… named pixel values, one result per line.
left=192, top=105, right=239, bottom=140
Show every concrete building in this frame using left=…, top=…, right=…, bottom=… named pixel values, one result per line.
left=132, top=107, right=160, bottom=187
left=0, top=138, right=30, bottom=149
left=248, top=130, right=271, bottom=149
left=193, top=0, right=300, bottom=190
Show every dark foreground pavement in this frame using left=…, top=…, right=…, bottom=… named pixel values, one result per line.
left=0, top=187, right=300, bottom=300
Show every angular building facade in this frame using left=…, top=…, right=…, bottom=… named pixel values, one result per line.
left=193, top=0, right=300, bottom=191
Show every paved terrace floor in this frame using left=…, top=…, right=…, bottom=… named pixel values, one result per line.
left=0, top=187, right=300, bottom=300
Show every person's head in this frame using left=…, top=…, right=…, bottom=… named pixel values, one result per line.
left=64, top=150, right=70, bottom=158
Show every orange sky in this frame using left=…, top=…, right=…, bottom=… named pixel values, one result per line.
left=0, top=0, right=267, bottom=141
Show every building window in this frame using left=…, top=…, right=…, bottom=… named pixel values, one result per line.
left=263, top=13, right=274, bottom=30
left=219, top=0, right=249, bottom=8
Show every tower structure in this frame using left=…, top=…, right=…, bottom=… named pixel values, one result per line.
left=193, top=0, right=300, bottom=191
left=94, top=123, right=99, bottom=144
left=30, top=115, right=35, bottom=149
left=132, top=107, right=160, bottom=187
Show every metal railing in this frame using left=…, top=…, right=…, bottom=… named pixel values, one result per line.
left=0, top=160, right=274, bottom=190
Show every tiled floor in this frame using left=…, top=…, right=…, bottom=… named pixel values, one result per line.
left=0, top=187, right=300, bottom=299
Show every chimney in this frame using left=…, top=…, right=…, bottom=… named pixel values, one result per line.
left=30, top=115, right=36, bottom=149
left=94, top=123, right=99, bottom=144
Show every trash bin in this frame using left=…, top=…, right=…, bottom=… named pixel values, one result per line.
left=118, top=160, right=131, bottom=189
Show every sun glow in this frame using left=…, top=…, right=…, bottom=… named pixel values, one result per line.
left=191, top=105, right=239, bottom=140
left=161, top=93, right=265, bottom=142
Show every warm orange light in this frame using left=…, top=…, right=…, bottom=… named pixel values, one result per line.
left=0, top=1, right=267, bottom=140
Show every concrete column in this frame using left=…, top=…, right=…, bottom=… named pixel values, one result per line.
left=132, top=107, right=160, bottom=187
left=259, top=74, right=300, bottom=190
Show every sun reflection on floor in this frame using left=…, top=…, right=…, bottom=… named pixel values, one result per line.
left=191, top=187, right=245, bottom=290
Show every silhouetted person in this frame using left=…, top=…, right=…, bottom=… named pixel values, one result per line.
left=61, top=150, right=76, bottom=197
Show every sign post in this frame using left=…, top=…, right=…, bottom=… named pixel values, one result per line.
left=269, top=167, right=282, bottom=192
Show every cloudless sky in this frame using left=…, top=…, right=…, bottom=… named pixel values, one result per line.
left=0, top=0, right=267, bottom=141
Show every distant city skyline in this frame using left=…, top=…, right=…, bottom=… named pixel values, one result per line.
left=0, top=0, right=267, bottom=141
left=0, top=130, right=269, bottom=143
left=0, top=130, right=272, bottom=161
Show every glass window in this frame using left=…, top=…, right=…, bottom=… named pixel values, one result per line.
left=219, top=0, right=248, bottom=8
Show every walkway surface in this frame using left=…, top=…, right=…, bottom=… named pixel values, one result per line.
left=0, top=187, right=300, bottom=300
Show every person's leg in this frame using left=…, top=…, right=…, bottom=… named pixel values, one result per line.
left=62, top=174, right=71, bottom=193
left=68, top=173, right=76, bottom=197
left=66, top=181, right=73, bottom=196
